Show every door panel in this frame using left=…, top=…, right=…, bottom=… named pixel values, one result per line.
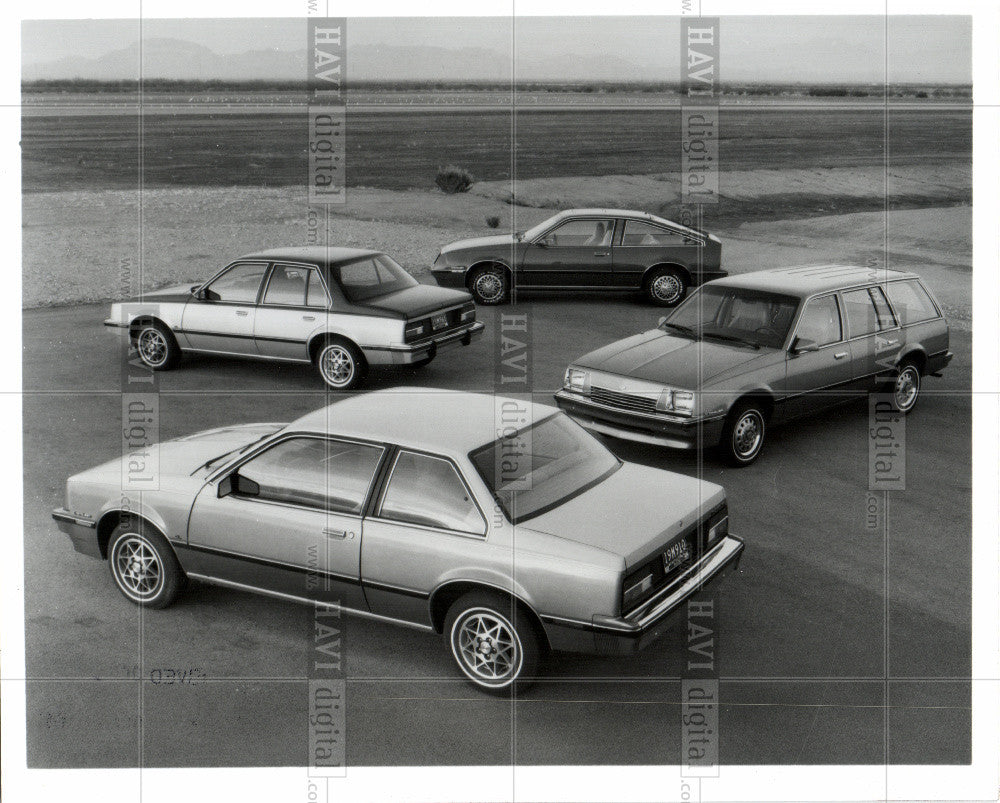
left=181, top=261, right=269, bottom=354
left=841, top=287, right=903, bottom=392
left=780, top=293, right=852, bottom=418
left=520, top=218, right=615, bottom=287
left=185, top=486, right=366, bottom=608
left=254, top=264, right=329, bottom=360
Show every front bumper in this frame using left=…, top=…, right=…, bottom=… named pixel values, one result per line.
left=541, top=535, right=745, bottom=655
left=104, top=319, right=128, bottom=329
left=554, top=389, right=725, bottom=450
left=430, top=268, right=468, bottom=289
left=364, top=321, right=485, bottom=366
left=52, top=508, right=102, bottom=559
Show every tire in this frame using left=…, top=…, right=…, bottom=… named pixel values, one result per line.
left=444, top=591, right=541, bottom=693
left=107, top=521, right=183, bottom=608
left=134, top=322, right=181, bottom=370
left=468, top=265, right=509, bottom=305
left=890, top=360, right=921, bottom=414
left=315, top=338, right=367, bottom=390
left=720, top=400, right=767, bottom=466
left=646, top=267, right=688, bottom=307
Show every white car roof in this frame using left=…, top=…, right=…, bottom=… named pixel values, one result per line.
left=288, top=388, right=559, bottom=457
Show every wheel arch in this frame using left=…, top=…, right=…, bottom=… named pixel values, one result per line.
left=307, top=330, right=366, bottom=364
left=897, top=346, right=927, bottom=374
left=465, top=260, right=513, bottom=289
left=96, top=508, right=180, bottom=564
left=128, top=315, right=173, bottom=342
left=728, top=388, right=777, bottom=423
left=641, top=262, right=692, bottom=289
left=428, top=580, right=550, bottom=649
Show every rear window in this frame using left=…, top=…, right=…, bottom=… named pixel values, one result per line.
left=332, top=254, right=418, bottom=303
left=885, top=280, right=939, bottom=325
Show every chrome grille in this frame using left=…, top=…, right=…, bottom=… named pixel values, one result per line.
left=590, top=386, right=658, bottom=414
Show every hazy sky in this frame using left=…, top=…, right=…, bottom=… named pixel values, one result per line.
left=21, top=16, right=972, bottom=83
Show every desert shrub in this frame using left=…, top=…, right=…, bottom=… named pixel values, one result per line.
left=435, top=165, right=474, bottom=194
left=485, top=215, right=500, bottom=229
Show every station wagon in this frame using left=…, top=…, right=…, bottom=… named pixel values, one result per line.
left=432, top=209, right=724, bottom=306
left=105, top=247, right=484, bottom=389
left=556, top=265, right=952, bottom=465
left=52, top=389, right=744, bottom=691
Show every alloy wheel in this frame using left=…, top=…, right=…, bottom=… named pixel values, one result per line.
left=320, top=344, right=355, bottom=388
left=137, top=328, right=168, bottom=367
left=452, top=608, right=522, bottom=687
left=113, top=535, right=163, bottom=600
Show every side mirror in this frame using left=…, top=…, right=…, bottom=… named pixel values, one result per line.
left=535, top=239, right=549, bottom=248
left=218, top=472, right=260, bottom=498
left=190, top=285, right=200, bottom=294
left=790, top=336, right=819, bottom=355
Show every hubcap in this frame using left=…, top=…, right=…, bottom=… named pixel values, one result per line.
left=454, top=610, right=520, bottom=685
left=114, top=536, right=162, bottom=598
left=895, top=367, right=919, bottom=410
left=474, top=272, right=503, bottom=302
left=137, top=328, right=168, bottom=367
left=652, top=274, right=683, bottom=303
left=320, top=345, right=354, bottom=387
left=733, top=410, right=763, bottom=459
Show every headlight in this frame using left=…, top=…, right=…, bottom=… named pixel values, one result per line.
left=564, top=367, right=591, bottom=394
left=655, top=387, right=695, bottom=416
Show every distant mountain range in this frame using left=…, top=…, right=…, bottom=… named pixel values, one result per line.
left=22, top=37, right=646, bottom=82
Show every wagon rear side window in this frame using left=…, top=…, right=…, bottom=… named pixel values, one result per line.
left=885, top=280, right=940, bottom=325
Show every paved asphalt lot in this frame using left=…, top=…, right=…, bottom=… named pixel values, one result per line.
left=22, top=295, right=971, bottom=767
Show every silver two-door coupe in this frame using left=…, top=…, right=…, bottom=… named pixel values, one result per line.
left=105, top=247, right=485, bottom=389
left=53, top=389, right=744, bottom=691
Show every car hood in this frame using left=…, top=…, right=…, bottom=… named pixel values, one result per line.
left=440, top=234, right=517, bottom=253
left=575, top=329, right=777, bottom=388
left=359, top=284, right=472, bottom=318
left=120, top=283, right=199, bottom=304
left=526, top=462, right=725, bottom=569
left=71, top=423, right=285, bottom=486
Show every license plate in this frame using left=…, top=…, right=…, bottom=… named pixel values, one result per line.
left=662, top=539, right=692, bottom=573
left=431, top=313, right=448, bottom=331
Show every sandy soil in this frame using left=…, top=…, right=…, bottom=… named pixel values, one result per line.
left=22, top=183, right=970, bottom=330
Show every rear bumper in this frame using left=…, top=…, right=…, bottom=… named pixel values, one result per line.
left=52, top=508, right=102, bottom=559
left=541, top=535, right=745, bottom=655
left=364, top=321, right=485, bottom=365
left=554, top=389, right=725, bottom=450
left=926, top=350, right=954, bottom=376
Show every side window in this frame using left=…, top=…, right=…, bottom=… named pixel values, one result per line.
left=237, top=437, right=383, bottom=514
left=263, top=265, right=310, bottom=306
left=840, top=289, right=881, bottom=338
left=622, top=220, right=681, bottom=246
left=379, top=451, right=485, bottom=535
left=541, top=219, right=615, bottom=247
left=306, top=270, right=330, bottom=308
left=204, top=262, right=268, bottom=303
left=884, top=280, right=939, bottom=325
left=868, top=286, right=897, bottom=330
left=795, top=295, right=842, bottom=347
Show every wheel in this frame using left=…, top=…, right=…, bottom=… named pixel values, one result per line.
left=134, top=322, right=181, bottom=370
left=891, top=361, right=921, bottom=413
left=108, top=522, right=183, bottom=608
left=315, top=338, right=367, bottom=390
left=720, top=401, right=767, bottom=466
left=469, top=265, right=509, bottom=305
left=646, top=267, right=688, bottom=307
left=444, top=591, right=541, bottom=693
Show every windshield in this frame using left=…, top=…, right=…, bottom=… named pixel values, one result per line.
left=469, top=413, right=620, bottom=523
left=522, top=213, right=566, bottom=243
left=663, top=285, right=799, bottom=349
left=332, top=253, right=418, bottom=303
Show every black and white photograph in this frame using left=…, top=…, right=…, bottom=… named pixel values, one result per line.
left=2, top=0, right=998, bottom=801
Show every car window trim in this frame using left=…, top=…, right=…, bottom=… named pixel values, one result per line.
left=620, top=217, right=686, bottom=246
left=838, top=285, right=903, bottom=341
left=882, top=278, right=943, bottom=327
left=373, top=448, right=488, bottom=538
left=788, top=291, right=845, bottom=350
left=207, top=431, right=390, bottom=516
left=194, top=260, right=272, bottom=305
left=259, top=261, right=333, bottom=310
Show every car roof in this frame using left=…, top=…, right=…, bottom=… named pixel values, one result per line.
left=550, top=208, right=672, bottom=223
left=287, top=388, right=559, bottom=457
left=710, top=264, right=920, bottom=297
left=238, top=246, right=381, bottom=266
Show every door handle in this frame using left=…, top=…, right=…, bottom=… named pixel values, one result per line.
left=235, top=310, right=249, bottom=317
left=302, top=315, right=316, bottom=321
left=883, top=338, right=899, bottom=345
left=834, top=351, right=848, bottom=359
left=593, top=251, right=610, bottom=257
left=323, top=528, right=354, bottom=540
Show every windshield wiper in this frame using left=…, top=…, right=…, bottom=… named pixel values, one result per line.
left=192, top=431, right=275, bottom=475
left=701, top=331, right=761, bottom=349
left=661, top=322, right=699, bottom=339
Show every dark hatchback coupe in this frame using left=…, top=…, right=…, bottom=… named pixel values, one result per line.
left=432, top=209, right=724, bottom=306
left=556, top=265, right=952, bottom=465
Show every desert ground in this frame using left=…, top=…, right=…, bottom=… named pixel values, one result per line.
left=21, top=96, right=972, bottom=767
